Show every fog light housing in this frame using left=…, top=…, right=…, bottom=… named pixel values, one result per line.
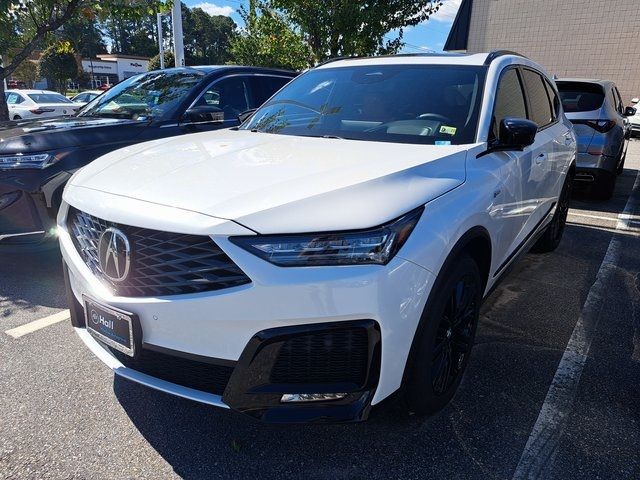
left=280, top=393, right=347, bottom=403
left=0, top=191, right=21, bottom=210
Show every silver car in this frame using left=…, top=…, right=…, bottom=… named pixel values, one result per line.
left=556, top=79, right=636, bottom=199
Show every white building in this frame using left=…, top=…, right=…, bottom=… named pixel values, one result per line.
left=80, top=54, right=150, bottom=88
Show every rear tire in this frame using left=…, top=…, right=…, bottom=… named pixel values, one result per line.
left=13, top=115, right=22, bottom=120
left=404, top=255, right=481, bottom=416
left=532, top=173, right=572, bottom=253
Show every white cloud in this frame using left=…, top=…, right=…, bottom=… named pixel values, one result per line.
left=192, top=2, right=234, bottom=16
left=431, top=0, right=462, bottom=22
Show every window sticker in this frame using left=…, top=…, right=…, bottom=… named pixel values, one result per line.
left=435, top=140, right=452, bottom=146
left=439, top=125, right=457, bottom=135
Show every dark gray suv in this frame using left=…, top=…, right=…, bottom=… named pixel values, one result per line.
left=557, top=79, right=636, bottom=199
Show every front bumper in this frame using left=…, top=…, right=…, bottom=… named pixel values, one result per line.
left=0, top=169, right=71, bottom=249
left=60, top=208, right=434, bottom=423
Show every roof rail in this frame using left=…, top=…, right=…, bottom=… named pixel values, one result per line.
left=484, top=50, right=527, bottom=65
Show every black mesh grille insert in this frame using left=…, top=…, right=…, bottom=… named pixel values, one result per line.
left=109, top=347, right=234, bottom=395
left=270, top=327, right=369, bottom=386
left=67, top=207, right=251, bottom=297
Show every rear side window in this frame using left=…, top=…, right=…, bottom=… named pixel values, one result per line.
left=28, top=93, right=72, bottom=104
left=522, top=69, right=553, bottom=128
left=557, top=81, right=605, bottom=113
left=249, top=76, right=291, bottom=107
left=491, top=68, right=527, bottom=141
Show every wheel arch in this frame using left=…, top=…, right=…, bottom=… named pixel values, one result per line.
left=400, top=225, right=492, bottom=390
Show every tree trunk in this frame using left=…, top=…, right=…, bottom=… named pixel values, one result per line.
left=0, top=67, right=8, bottom=122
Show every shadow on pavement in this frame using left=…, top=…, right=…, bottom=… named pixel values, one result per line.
left=0, top=246, right=67, bottom=317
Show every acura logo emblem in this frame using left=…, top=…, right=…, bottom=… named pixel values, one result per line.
left=98, top=227, right=130, bottom=282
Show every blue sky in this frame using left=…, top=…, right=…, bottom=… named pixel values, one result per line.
left=182, top=0, right=461, bottom=53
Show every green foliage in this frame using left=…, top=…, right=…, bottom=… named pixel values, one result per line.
left=148, top=50, right=174, bottom=70
left=11, top=60, right=39, bottom=88
left=57, top=16, right=107, bottom=57
left=37, top=40, right=79, bottom=93
left=183, top=4, right=236, bottom=65
left=230, top=1, right=311, bottom=71
left=269, top=0, right=442, bottom=62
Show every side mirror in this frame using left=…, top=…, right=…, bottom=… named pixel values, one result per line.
left=183, top=105, right=224, bottom=124
left=238, top=108, right=257, bottom=124
left=631, top=97, right=639, bottom=105
left=494, top=117, right=538, bottom=151
left=624, top=106, right=637, bottom=117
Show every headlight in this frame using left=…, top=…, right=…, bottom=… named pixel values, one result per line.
left=0, top=153, right=58, bottom=170
left=230, top=207, right=424, bottom=267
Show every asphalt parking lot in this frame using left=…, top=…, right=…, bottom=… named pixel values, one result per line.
left=1, top=141, right=639, bottom=480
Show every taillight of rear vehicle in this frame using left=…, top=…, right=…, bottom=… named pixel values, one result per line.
left=29, top=108, right=55, bottom=115
left=571, top=119, right=616, bottom=133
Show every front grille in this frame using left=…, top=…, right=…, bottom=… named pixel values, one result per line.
left=109, top=346, right=234, bottom=395
left=271, top=327, right=369, bottom=387
left=67, top=207, right=251, bottom=297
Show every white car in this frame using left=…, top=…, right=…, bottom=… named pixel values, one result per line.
left=4, top=89, right=82, bottom=120
left=70, top=90, right=102, bottom=106
left=58, top=51, right=576, bottom=423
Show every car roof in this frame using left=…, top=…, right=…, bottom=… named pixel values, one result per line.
left=146, top=65, right=297, bottom=76
left=314, top=51, right=533, bottom=69
left=5, top=89, right=63, bottom=95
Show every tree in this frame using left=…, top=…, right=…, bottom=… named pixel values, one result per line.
left=269, top=0, right=442, bottom=63
left=183, top=5, right=236, bottom=65
left=0, top=0, right=171, bottom=120
left=230, top=1, right=310, bottom=71
left=57, top=16, right=107, bottom=58
left=148, top=50, right=174, bottom=71
left=37, top=40, right=78, bottom=93
left=10, top=59, right=39, bottom=88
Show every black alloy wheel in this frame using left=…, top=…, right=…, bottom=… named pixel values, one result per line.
left=404, top=255, right=482, bottom=416
left=431, top=274, right=478, bottom=395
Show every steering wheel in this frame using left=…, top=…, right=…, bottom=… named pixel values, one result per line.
left=417, top=113, right=454, bottom=123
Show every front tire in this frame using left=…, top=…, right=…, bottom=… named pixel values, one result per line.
left=13, top=115, right=22, bottom=120
left=404, top=255, right=482, bottom=416
left=531, top=173, right=572, bottom=253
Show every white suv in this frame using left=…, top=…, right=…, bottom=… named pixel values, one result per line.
left=58, top=51, right=576, bottom=423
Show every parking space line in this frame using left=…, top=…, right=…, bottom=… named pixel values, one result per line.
left=567, top=211, right=617, bottom=222
left=4, top=310, right=70, bottom=339
left=512, top=168, right=640, bottom=479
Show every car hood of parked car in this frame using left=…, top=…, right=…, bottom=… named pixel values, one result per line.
left=67, top=129, right=472, bottom=233
left=0, top=116, right=145, bottom=154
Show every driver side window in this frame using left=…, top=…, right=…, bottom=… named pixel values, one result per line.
left=491, top=68, right=527, bottom=142
left=195, top=76, right=250, bottom=120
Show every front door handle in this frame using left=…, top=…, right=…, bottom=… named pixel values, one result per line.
left=535, top=153, right=546, bottom=165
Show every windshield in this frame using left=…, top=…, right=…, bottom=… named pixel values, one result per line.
left=78, top=69, right=206, bottom=120
left=557, top=82, right=605, bottom=113
left=241, top=64, right=486, bottom=145
left=28, top=93, right=72, bottom=104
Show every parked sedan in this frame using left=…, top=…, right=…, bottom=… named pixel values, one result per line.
left=556, top=79, right=636, bottom=199
left=0, top=66, right=296, bottom=250
left=5, top=89, right=83, bottom=120
left=70, top=90, right=102, bottom=106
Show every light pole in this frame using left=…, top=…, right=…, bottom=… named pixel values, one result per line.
left=156, top=12, right=165, bottom=69
left=171, top=0, right=185, bottom=67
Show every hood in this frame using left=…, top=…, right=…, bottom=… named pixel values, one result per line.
left=69, top=130, right=471, bottom=233
left=0, top=116, right=145, bottom=154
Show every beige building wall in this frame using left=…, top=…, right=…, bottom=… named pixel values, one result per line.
left=465, top=0, right=640, bottom=102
